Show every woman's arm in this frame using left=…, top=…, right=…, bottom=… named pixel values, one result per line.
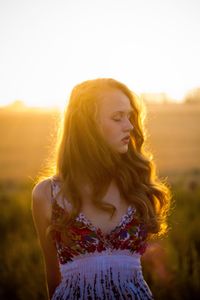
left=31, top=179, right=61, bottom=300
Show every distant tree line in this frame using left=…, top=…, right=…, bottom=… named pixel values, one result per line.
left=141, top=87, right=200, bottom=104
left=184, top=87, right=200, bottom=104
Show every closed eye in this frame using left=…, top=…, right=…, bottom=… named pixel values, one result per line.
left=113, top=118, right=122, bottom=122
left=112, top=110, right=133, bottom=122
left=113, top=115, right=132, bottom=122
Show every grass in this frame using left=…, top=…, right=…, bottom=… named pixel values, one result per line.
left=0, top=172, right=200, bottom=299
left=142, top=173, right=200, bottom=300
left=0, top=103, right=200, bottom=181
left=0, top=103, right=199, bottom=299
left=0, top=181, right=46, bottom=300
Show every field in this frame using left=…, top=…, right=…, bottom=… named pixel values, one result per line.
left=0, top=102, right=200, bottom=299
left=1, top=102, right=200, bottom=183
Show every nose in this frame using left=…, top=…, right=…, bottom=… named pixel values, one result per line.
left=123, top=117, right=134, bottom=131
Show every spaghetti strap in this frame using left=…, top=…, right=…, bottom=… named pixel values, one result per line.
left=50, top=176, right=61, bottom=204
left=49, top=176, right=72, bottom=211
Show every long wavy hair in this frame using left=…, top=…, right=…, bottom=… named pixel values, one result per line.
left=44, top=78, right=171, bottom=240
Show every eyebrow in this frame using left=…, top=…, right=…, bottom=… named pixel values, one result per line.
left=112, top=109, right=133, bottom=115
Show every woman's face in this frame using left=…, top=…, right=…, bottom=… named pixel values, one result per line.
left=97, top=88, right=134, bottom=153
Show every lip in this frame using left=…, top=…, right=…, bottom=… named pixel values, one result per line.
left=122, top=136, right=130, bottom=144
left=122, top=135, right=130, bottom=140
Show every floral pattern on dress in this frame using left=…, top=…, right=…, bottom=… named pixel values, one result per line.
left=51, top=200, right=148, bottom=265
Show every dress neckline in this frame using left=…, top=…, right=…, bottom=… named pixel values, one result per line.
left=75, top=205, right=136, bottom=237
left=53, top=200, right=136, bottom=238
left=50, top=177, right=136, bottom=237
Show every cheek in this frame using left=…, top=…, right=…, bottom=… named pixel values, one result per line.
left=101, top=121, right=119, bottom=140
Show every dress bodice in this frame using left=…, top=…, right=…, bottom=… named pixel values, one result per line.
left=50, top=177, right=148, bottom=265
left=49, top=176, right=154, bottom=300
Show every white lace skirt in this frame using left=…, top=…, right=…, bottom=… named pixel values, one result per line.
left=51, top=251, right=154, bottom=300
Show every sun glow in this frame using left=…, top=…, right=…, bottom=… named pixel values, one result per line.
left=0, top=0, right=199, bottom=108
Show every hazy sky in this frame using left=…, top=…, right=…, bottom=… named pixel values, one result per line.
left=0, top=0, right=200, bottom=108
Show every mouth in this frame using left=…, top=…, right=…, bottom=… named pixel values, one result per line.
left=121, top=136, right=130, bottom=144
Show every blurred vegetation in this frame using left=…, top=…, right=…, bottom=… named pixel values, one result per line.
left=184, top=87, right=200, bottom=104
left=0, top=104, right=199, bottom=299
left=0, top=170, right=200, bottom=300
left=0, top=180, right=46, bottom=300
left=142, top=170, right=200, bottom=300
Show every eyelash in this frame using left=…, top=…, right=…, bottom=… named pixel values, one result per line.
left=113, top=116, right=131, bottom=122
left=113, top=118, right=121, bottom=122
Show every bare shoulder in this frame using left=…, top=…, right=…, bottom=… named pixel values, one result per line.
left=31, top=178, right=53, bottom=221
left=32, top=178, right=52, bottom=200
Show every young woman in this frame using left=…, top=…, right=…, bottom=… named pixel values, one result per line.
left=32, top=78, right=171, bottom=300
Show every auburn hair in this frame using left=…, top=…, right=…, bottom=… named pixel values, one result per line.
left=38, top=78, right=172, bottom=240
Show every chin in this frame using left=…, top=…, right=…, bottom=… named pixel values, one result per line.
left=118, top=145, right=129, bottom=153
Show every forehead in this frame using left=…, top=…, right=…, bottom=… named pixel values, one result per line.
left=98, top=89, right=132, bottom=114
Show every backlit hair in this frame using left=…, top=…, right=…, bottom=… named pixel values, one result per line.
left=40, top=78, right=172, bottom=240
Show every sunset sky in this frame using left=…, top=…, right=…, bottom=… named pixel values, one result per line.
left=0, top=0, right=200, bottom=108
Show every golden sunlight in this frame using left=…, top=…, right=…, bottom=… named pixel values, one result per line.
left=0, top=0, right=199, bottom=108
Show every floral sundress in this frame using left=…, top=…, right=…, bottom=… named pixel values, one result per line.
left=50, top=177, right=154, bottom=300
